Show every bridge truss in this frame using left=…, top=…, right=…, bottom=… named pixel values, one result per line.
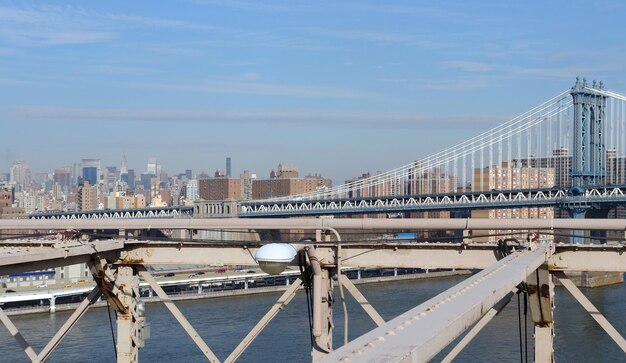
left=0, top=218, right=624, bottom=362
left=240, top=185, right=626, bottom=217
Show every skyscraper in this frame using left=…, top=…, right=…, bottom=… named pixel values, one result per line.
left=10, top=161, right=30, bottom=192
left=120, top=153, right=128, bottom=176
left=147, top=158, right=158, bottom=175
left=81, top=159, right=101, bottom=185
left=82, top=167, right=98, bottom=186
left=126, top=169, right=136, bottom=190
left=226, top=157, right=232, bottom=178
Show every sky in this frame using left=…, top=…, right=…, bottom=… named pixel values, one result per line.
left=2, top=0, right=626, bottom=183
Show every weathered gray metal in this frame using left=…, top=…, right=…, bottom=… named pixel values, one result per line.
left=528, top=265, right=554, bottom=363
left=2, top=217, right=626, bottom=231
left=571, top=78, right=607, bottom=188
left=319, top=248, right=548, bottom=363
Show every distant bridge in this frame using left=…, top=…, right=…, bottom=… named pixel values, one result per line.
left=239, top=185, right=626, bottom=217
left=29, top=206, right=193, bottom=220
left=240, top=79, right=626, bottom=219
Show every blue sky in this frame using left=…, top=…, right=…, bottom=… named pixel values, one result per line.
left=2, top=0, right=626, bottom=183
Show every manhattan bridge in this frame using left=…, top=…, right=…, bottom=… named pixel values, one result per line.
left=2, top=78, right=626, bottom=363
left=238, top=77, right=626, bottom=221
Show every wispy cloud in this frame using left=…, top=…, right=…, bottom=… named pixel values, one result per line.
left=437, top=60, right=625, bottom=92
left=309, top=28, right=452, bottom=48
left=187, top=0, right=303, bottom=13
left=78, top=65, right=160, bottom=75
left=106, top=14, right=224, bottom=32
left=122, top=80, right=372, bottom=99
left=442, top=61, right=499, bottom=73
left=5, top=106, right=506, bottom=130
left=0, top=4, right=116, bottom=46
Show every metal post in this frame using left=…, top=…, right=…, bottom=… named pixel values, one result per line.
left=115, top=266, right=141, bottom=363
left=528, top=265, right=554, bottom=363
left=312, top=268, right=333, bottom=360
left=307, top=246, right=333, bottom=360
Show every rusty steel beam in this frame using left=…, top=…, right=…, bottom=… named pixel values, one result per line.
left=0, top=240, right=123, bottom=276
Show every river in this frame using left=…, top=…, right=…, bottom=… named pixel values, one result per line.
left=0, top=275, right=624, bottom=362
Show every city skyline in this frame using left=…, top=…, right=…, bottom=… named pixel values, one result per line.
left=2, top=1, right=626, bottom=183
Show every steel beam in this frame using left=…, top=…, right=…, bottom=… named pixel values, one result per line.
left=2, top=217, right=626, bottom=232
left=0, top=240, right=123, bottom=276
left=137, top=267, right=220, bottom=362
left=36, top=286, right=102, bottom=362
left=319, top=248, right=548, bottom=363
left=337, top=274, right=385, bottom=327
left=115, top=266, right=142, bottom=363
left=224, top=278, right=303, bottom=363
left=0, top=307, right=38, bottom=361
left=440, top=289, right=517, bottom=363
left=549, top=247, right=626, bottom=272
left=118, top=242, right=625, bottom=271
left=307, top=247, right=334, bottom=360
left=554, top=271, right=626, bottom=354
left=528, top=265, right=554, bottom=363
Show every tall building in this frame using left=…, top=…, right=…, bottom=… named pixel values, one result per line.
left=104, top=166, right=118, bottom=191
left=0, top=187, right=11, bottom=209
left=186, top=179, right=198, bottom=203
left=226, top=157, right=232, bottom=177
left=514, top=148, right=571, bottom=188
left=147, top=158, right=159, bottom=178
left=53, top=167, right=72, bottom=194
left=126, top=169, right=136, bottom=190
left=471, top=162, right=555, bottom=242
left=272, top=163, right=299, bottom=178
left=81, top=159, right=101, bottom=185
left=199, top=178, right=242, bottom=200
left=82, top=167, right=98, bottom=186
left=252, top=167, right=332, bottom=199
left=17, top=192, right=47, bottom=213
left=119, top=153, right=128, bottom=176
left=606, top=148, right=626, bottom=185
left=140, top=173, right=155, bottom=191
left=77, top=181, right=98, bottom=212
left=10, top=161, right=30, bottom=192
left=240, top=170, right=256, bottom=201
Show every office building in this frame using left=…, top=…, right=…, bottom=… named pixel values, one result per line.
left=81, top=159, right=101, bottom=185
left=199, top=178, right=242, bottom=200
left=77, top=181, right=98, bottom=212
left=10, top=161, right=30, bottom=192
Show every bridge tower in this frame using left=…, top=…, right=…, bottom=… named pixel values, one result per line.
left=567, top=78, right=608, bottom=242
left=570, top=77, right=607, bottom=188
